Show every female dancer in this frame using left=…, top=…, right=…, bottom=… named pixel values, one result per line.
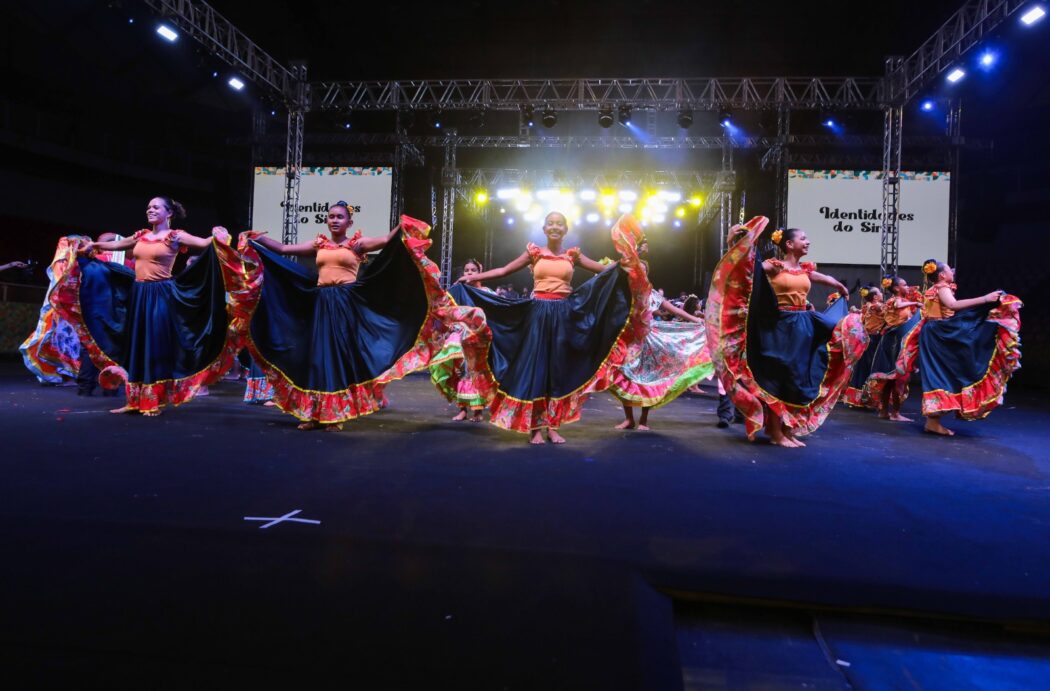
left=706, top=220, right=867, bottom=447
left=609, top=238, right=714, bottom=430
left=431, top=259, right=494, bottom=422
left=454, top=212, right=649, bottom=444
left=235, top=202, right=488, bottom=431
left=842, top=284, right=886, bottom=408
left=895, top=260, right=1021, bottom=436
left=51, top=197, right=245, bottom=416
left=864, top=275, right=922, bottom=421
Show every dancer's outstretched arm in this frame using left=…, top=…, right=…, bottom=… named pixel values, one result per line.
left=810, top=270, right=850, bottom=298
left=456, top=252, right=531, bottom=283
left=576, top=253, right=611, bottom=274
left=936, top=287, right=1002, bottom=311
left=252, top=233, right=316, bottom=257
left=352, top=223, right=402, bottom=254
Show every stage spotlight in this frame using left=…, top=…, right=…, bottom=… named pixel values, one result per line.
left=579, top=189, right=597, bottom=201
left=542, top=105, right=557, bottom=128
left=618, top=190, right=638, bottom=201
left=343, top=121, right=351, bottom=130
left=598, top=105, right=614, bottom=128
left=1021, top=6, right=1046, bottom=25
left=921, top=100, right=936, bottom=112
left=677, top=108, right=693, bottom=129
left=506, top=217, right=515, bottom=226
left=228, top=76, right=245, bottom=91
left=673, top=219, right=682, bottom=228
left=475, top=191, right=489, bottom=205
left=675, top=207, right=686, bottom=218
left=719, top=109, right=733, bottom=127
left=156, top=24, right=178, bottom=42
left=496, top=188, right=519, bottom=200
left=585, top=212, right=600, bottom=223
left=946, top=68, right=966, bottom=83
left=618, top=104, right=632, bottom=125
left=687, top=195, right=703, bottom=208
left=980, top=51, right=995, bottom=67
left=522, top=104, right=535, bottom=128
left=428, top=110, right=443, bottom=129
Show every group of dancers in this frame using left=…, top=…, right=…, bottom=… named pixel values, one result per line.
left=22, top=196, right=1023, bottom=446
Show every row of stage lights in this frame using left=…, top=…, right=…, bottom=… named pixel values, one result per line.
left=149, top=22, right=248, bottom=92
left=920, top=5, right=1045, bottom=113
left=473, top=188, right=705, bottom=229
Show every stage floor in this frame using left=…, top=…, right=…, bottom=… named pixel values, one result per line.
left=2, top=360, right=1049, bottom=687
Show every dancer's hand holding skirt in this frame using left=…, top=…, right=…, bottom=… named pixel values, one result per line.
left=705, top=216, right=869, bottom=439
left=234, top=216, right=491, bottom=424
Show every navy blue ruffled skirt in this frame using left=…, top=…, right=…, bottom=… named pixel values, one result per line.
left=71, top=246, right=231, bottom=411
left=451, top=266, right=637, bottom=431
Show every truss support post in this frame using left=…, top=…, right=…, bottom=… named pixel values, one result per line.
left=282, top=61, right=308, bottom=250
left=947, top=98, right=962, bottom=268
left=439, top=130, right=458, bottom=288
left=774, top=108, right=790, bottom=230
left=880, top=104, right=904, bottom=277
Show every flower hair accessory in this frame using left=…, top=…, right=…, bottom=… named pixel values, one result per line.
left=922, top=260, right=938, bottom=275
left=770, top=229, right=784, bottom=244
left=881, top=277, right=893, bottom=289
left=827, top=291, right=841, bottom=303
left=860, top=287, right=870, bottom=298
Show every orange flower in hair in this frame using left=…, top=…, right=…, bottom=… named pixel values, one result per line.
left=770, top=229, right=784, bottom=244
left=860, top=287, right=870, bottom=298
left=827, top=291, right=841, bottom=303
left=881, top=277, right=892, bottom=289
left=922, top=260, right=938, bottom=275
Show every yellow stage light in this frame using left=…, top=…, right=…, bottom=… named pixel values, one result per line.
left=688, top=195, right=703, bottom=208
left=475, top=191, right=489, bottom=204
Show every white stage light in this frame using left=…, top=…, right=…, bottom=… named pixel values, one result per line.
left=536, top=189, right=557, bottom=200
left=156, top=25, right=178, bottom=42
left=1021, top=6, right=1046, bottom=24
left=673, top=220, right=682, bottom=228
left=653, top=214, right=667, bottom=223
left=579, top=190, right=597, bottom=201
left=946, top=68, right=966, bottom=83
left=658, top=191, right=682, bottom=202
left=228, top=76, right=246, bottom=91
left=618, top=190, right=638, bottom=201
left=585, top=212, right=600, bottom=223
left=618, top=203, right=633, bottom=213
left=506, top=217, right=515, bottom=226
left=496, top=188, right=519, bottom=200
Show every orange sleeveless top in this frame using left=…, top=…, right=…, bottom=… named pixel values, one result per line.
left=923, top=282, right=957, bottom=320
left=883, top=295, right=917, bottom=327
left=861, top=302, right=886, bottom=335
left=131, top=229, right=184, bottom=281
left=314, top=233, right=364, bottom=286
left=767, top=261, right=815, bottom=308
left=527, top=242, right=580, bottom=297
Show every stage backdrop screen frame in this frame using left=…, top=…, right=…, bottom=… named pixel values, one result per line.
left=251, top=166, right=393, bottom=240
left=786, top=169, right=950, bottom=266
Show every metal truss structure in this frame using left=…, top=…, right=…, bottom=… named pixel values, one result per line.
left=881, top=103, right=905, bottom=277
left=142, top=0, right=994, bottom=273
left=884, top=0, right=1030, bottom=104
left=142, top=0, right=301, bottom=104
left=316, top=77, right=885, bottom=111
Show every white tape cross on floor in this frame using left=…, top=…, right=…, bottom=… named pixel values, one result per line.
left=243, top=509, right=321, bottom=529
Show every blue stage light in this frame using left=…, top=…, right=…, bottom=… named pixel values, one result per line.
left=921, top=100, right=936, bottom=112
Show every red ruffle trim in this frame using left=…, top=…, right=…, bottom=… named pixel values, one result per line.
left=49, top=235, right=248, bottom=413
left=235, top=217, right=493, bottom=424
left=705, top=217, right=868, bottom=439
left=485, top=214, right=652, bottom=432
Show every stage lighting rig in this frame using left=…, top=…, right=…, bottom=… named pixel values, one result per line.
left=618, top=104, right=632, bottom=125
left=677, top=108, right=693, bottom=129
left=598, top=105, right=614, bottom=128
left=542, top=105, right=557, bottom=128
left=522, top=104, right=536, bottom=127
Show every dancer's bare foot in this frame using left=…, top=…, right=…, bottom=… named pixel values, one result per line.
left=452, top=409, right=468, bottom=422
left=547, top=429, right=566, bottom=444
left=783, top=430, right=806, bottom=447
left=924, top=420, right=955, bottom=436
left=889, top=413, right=913, bottom=422
left=297, top=420, right=321, bottom=431
left=615, top=419, right=635, bottom=430
left=636, top=424, right=650, bottom=431
left=142, top=410, right=161, bottom=418
left=263, top=400, right=276, bottom=407
left=530, top=430, right=546, bottom=444
left=470, top=411, right=483, bottom=422
left=110, top=406, right=134, bottom=414
left=323, top=423, right=344, bottom=432
left=770, top=435, right=799, bottom=448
